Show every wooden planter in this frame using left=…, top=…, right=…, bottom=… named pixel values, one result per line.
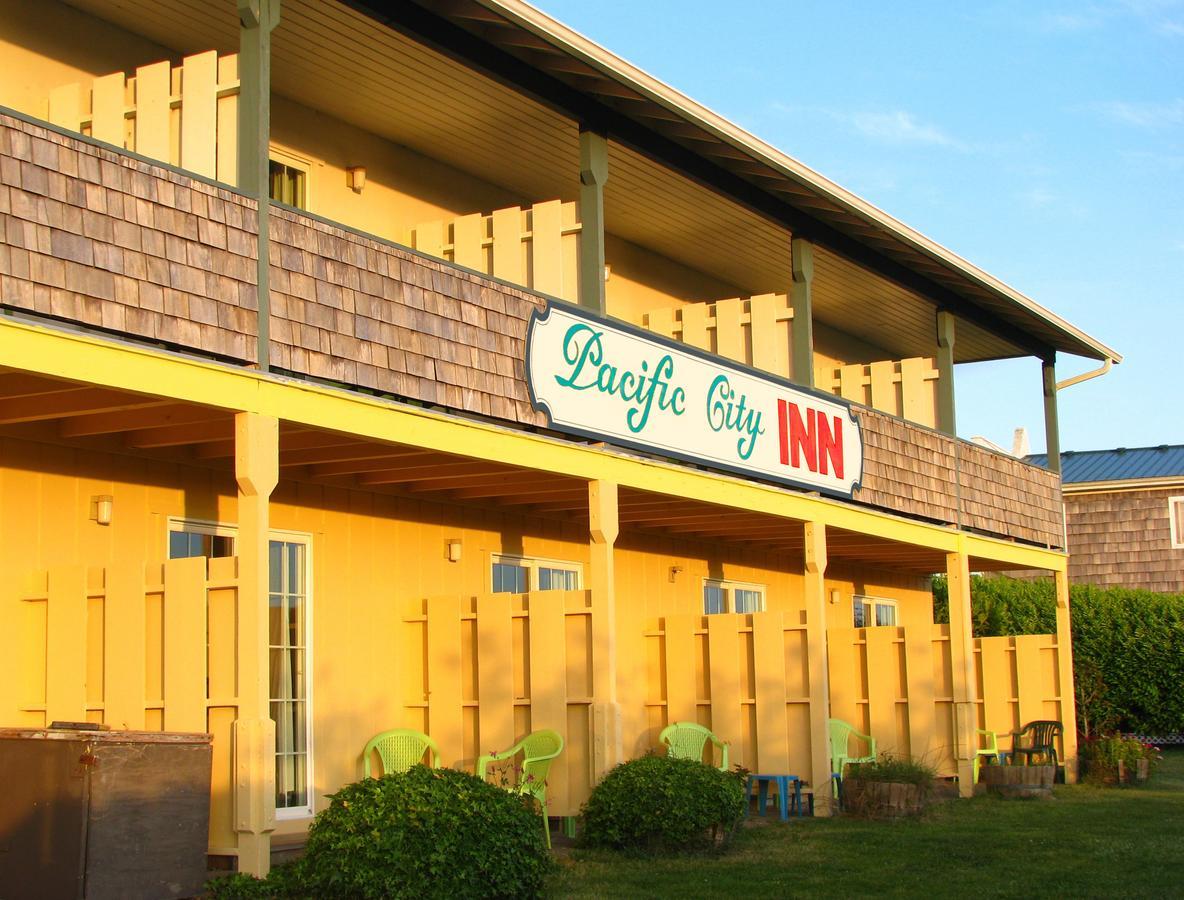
left=842, top=779, right=928, bottom=818
left=1082, top=757, right=1150, bottom=786
left=980, top=764, right=1055, bottom=799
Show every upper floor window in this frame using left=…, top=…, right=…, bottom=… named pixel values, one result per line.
left=1170, top=497, right=1184, bottom=549
left=703, top=578, right=765, bottom=615
left=269, top=148, right=310, bottom=210
left=854, top=595, right=897, bottom=628
left=490, top=554, right=581, bottom=593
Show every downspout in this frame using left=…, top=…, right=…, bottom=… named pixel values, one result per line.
left=1056, top=358, right=1112, bottom=392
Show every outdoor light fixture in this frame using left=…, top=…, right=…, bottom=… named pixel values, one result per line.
left=347, top=166, right=366, bottom=193
left=829, top=589, right=841, bottom=605
left=90, top=495, right=113, bottom=526
left=668, top=565, right=683, bottom=583
left=446, top=539, right=462, bottom=563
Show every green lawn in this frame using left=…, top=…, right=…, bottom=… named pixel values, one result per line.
left=548, top=751, right=1184, bottom=898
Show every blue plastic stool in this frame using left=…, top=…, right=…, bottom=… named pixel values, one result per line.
left=746, top=774, right=803, bottom=821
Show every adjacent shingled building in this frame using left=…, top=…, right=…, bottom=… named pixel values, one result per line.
left=1029, top=446, right=1184, bottom=592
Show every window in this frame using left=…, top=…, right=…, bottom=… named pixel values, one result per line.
left=167, top=520, right=314, bottom=818
left=1171, top=497, right=1184, bottom=549
left=853, top=595, right=898, bottom=628
left=268, top=147, right=311, bottom=210
left=702, top=578, right=766, bottom=615
left=490, top=554, right=581, bottom=593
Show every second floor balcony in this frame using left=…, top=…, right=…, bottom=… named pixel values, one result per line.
left=0, top=0, right=1118, bottom=552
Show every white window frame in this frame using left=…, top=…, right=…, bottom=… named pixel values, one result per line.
left=702, top=578, right=766, bottom=615
left=166, top=518, right=316, bottom=820
left=268, top=144, right=315, bottom=211
left=1170, top=496, right=1184, bottom=550
left=853, top=595, right=898, bottom=628
left=489, top=553, right=583, bottom=593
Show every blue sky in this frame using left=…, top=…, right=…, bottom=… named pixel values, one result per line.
left=539, top=0, right=1183, bottom=453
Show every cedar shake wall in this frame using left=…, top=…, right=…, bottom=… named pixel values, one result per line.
left=268, top=207, right=545, bottom=426
left=0, top=114, right=258, bottom=360
left=0, top=113, right=1064, bottom=549
left=1064, top=488, right=1184, bottom=592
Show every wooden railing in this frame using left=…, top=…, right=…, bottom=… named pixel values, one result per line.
left=408, top=200, right=582, bottom=304
left=816, top=358, right=940, bottom=430
left=2, top=559, right=241, bottom=852
left=644, top=294, right=796, bottom=376
left=47, top=51, right=239, bottom=183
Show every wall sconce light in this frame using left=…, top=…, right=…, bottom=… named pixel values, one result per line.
left=829, top=589, right=841, bottom=605
left=668, top=565, right=684, bottom=583
left=603, top=264, right=612, bottom=282
left=90, top=495, right=113, bottom=526
left=347, top=166, right=366, bottom=193
left=446, top=539, right=462, bottom=563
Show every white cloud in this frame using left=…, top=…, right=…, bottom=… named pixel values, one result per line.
left=847, top=111, right=965, bottom=148
left=1093, top=98, right=1184, bottom=127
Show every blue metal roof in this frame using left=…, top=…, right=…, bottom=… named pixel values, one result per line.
left=1027, top=445, right=1184, bottom=483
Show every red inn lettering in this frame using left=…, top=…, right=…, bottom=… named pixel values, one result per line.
left=777, top=400, right=843, bottom=479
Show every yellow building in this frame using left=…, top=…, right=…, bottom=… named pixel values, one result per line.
left=0, top=0, right=1119, bottom=875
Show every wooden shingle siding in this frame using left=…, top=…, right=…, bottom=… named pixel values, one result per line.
left=0, top=114, right=258, bottom=361
left=1064, top=488, right=1183, bottom=592
left=269, top=207, right=546, bottom=427
left=854, top=408, right=959, bottom=525
left=958, top=442, right=1062, bottom=547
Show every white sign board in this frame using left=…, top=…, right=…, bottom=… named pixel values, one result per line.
left=526, top=302, right=863, bottom=497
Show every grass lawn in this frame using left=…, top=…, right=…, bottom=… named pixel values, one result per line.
left=548, top=750, right=1184, bottom=898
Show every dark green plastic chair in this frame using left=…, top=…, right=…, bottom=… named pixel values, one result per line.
left=362, top=728, right=441, bottom=777
left=478, top=729, right=564, bottom=848
left=659, top=722, right=729, bottom=771
left=1010, top=720, right=1063, bottom=767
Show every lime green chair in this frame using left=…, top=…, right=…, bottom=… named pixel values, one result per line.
left=478, top=729, right=564, bottom=848
left=659, top=722, right=729, bottom=771
left=828, top=718, right=876, bottom=793
left=973, top=728, right=1002, bottom=783
left=362, top=728, right=441, bottom=777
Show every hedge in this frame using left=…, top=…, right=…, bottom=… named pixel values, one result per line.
left=932, top=575, right=1184, bottom=737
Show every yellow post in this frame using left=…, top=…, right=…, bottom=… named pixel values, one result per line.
left=946, top=543, right=979, bottom=797
left=1054, top=569, right=1079, bottom=783
left=588, top=480, right=621, bottom=782
left=233, top=412, right=279, bottom=876
left=803, top=521, right=834, bottom=815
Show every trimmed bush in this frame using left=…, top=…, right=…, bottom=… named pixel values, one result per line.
left=579, top=756, right=746, bottom=854
left=301, top=766, right=552, bottom=899
left=933, top=575, right=1184, bottom=736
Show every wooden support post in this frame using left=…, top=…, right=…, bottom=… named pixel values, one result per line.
left=790, top=238, right=815, bottom=387
left=1042, top=359, right=1061, bottom=475
left=233, top=412, right=279, bottom=876
left=588, top=480, right=621, bottom=782
left=578, top=128, right=608, bottom=314
left=946, top=544, right=979, bottom=797
left=1053, top=569, right=1079, bottom=783
left=238, top=0, right=280, bottom=371
left=936, top=310, right=957, bottom=436
left=803, top=522, right=834, bottom=815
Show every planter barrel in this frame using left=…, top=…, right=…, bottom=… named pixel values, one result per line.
left=842, top=779, right=928, bottom=817
left=980, top=764, right=1055, bottom=799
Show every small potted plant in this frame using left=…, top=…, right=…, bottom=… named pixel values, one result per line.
left=842, top=755, right=936, bottom=818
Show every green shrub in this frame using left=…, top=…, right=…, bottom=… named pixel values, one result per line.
left=845, top=754, right=936, bottom=787
left=1079, top=734, right=1163, bottom=784
left=303, top=766, right=551, bottom=899
left=933, top=575, right=1184, bottom=737
left=579, top=756, right=746, bottom=854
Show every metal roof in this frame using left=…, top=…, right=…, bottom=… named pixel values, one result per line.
left=1028, top=446, right=1184, bottom=484
left=405, top=0, right=1123, bottom=364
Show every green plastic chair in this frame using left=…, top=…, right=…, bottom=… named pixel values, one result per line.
left=478, top=729, right=564, bottom=848
left=659, top=722, right=729, bottom=771
left=362, top=728, right=441, bottom=777
left=973, top=728, right=1002, bottom=783
left=828, top=718, right=876, bottom=794
left=1010, top=720, right=1063, bottom=767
